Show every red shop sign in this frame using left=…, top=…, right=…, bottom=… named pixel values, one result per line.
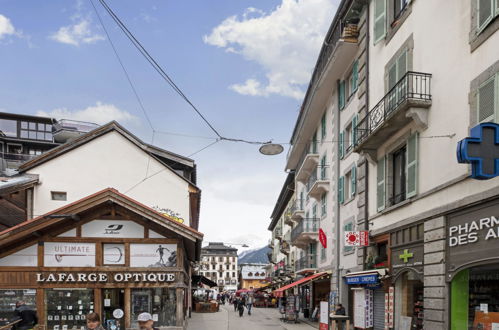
left=319, top=228, right=327, bottom=248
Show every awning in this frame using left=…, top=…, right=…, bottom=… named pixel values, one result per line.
left=192, top=275, right=217, bottom=288
left=344, top=268, right=388, bottom=285
left=273, top=272, right=328, bottom=297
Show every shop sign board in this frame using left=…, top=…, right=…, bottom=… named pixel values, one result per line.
left=456, top=122, right=499, bottom=180
left=130, top=244, right=177, bottom=267
left=384, top=288, right=394, bottom=329
left=44, top=243, right=95, bottom=267
left=353, top=289, right=373, bottom=329
left=36, top=272, right=175, bottom=283
left=446, top=199, right=499, bottom=280
left=82, top=220, right=144, bottom=238
left=319, top=301, right=328, bottom=330
left=391, top=244, right=423, bottom=276
left=0, top=244, right=37, bottom=267
left=345, top=231, right=369, bottom=246
left=345, top=274, right=378, bottom=285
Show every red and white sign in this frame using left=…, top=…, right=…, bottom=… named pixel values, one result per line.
left=319, top=228, right=327, bottom=248
left=345, top=231, right=369, bottom=246
left=386, top=287, right=394, bottom=328
left=319, top=301, right=328, bottom=330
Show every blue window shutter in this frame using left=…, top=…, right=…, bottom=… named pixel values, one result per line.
left=352, top=61, right=359, bottom=92
left=339, top=131, right=344, bottom=159
left=338, top=81, right=345, bottom=110
left=351, top=166, right=357, bottom=196
left=374, top=0, right=386, bottom=44
left=352, top=114, right=358, bottom=146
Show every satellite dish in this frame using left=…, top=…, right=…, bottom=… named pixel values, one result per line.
left=259, top=143, right=284, bottom=156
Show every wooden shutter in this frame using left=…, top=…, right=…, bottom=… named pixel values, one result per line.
left=338, top=176, right=345, bottom=204
left=377, top=157, right=385, bottom=211
left=496, top=0, right=499, bottom=15
left=352, top=61, right=359, bottom=92
left=374, top=0, right=387, bottom=44
left=477, top=76, right=496, bottom=123
left=397, top=51, right=408, bottom=80
left=478, top=0, right=494, bottom=31
left=352, top=114, right=359, bottom=145
left=321, top=113, right=327, bottom=140
left=406, top=132, right=419, bottom=198
left=351, top=165, right=357, bottom=196
left=321, top=155, right=327, bottom=179
left=339, top=81, right=346, bottom=109
left=339, top=131, right=344, bottom=159
left=388, top=62, right=397, bottom=91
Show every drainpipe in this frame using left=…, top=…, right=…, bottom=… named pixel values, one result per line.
left=363, top=0, right=371, bottom=269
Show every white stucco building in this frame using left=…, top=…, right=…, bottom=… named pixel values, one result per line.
left=199, top=242, right=239, bottom=291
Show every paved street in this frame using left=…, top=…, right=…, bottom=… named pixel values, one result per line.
left=187, top=304, right=317, bottom=330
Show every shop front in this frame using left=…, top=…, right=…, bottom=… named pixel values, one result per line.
left=389, top=223, right=424, bottom=330
left=447, top=198, right=499, bottom=330
left=0, top=189, right=203, bottom=330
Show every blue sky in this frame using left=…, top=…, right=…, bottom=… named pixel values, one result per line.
left=0, top=0, right=337, bottom=250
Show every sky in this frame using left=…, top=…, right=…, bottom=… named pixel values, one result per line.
left=0, top=0, right=337, bottom=252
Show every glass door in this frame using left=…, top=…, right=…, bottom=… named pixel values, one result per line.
left=102, top=289, right=125, bottom=330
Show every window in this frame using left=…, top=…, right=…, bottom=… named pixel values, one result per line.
left=352, top=114, right=359, bottom=146
left=321, top=244, right=326, bottom=261
left=345, top=124, right=352, bottom=152
left=20, top=121, right=53, bottom=141
left=131, top=288, right=176, bottom=328
left=344, top=171, right=351, bottom=199
left=374, top=0, right=387, bottom=44
left=320, top=154, right=327, bottom=180
left=321, top=113, right=327, bottom=141
left=338, top=176, right=345, bottom=204
left=312, top=203, right=317, bottom=220
left=0, top=119, right=17, bottom=137
left=51, top=191, right=67, bottom=201
left=232, top=272, right=235, bottom=277
left=321, top=193, right=327, bottom=217
left=350, top=61, right=359, bottom=95
left=388, top=50, right=408, bottom=91
left=477, top=74, right=498, bottom=123
left=338, top=80, right=346, bottom=110
left=344, top=222, right=354, bottom=253
left=477, top=0, right=499, bottom=32
left=339, top=131, right=345, bottom=159
left=394, top=0, right=409, bottom=20
left=377, top=133, right=418, bottom=211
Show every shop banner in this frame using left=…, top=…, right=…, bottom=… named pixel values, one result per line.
left=345, top=231, right=369, bottom=246
left=353, top=289, right=366, bottom=328
left=319, top=301, right=328, bottom=330
left=388, top=287, right=394, bottom=328
left=345, top=274, right=378, bottom=285
left=82, top=220, right=144, bottom=238
left=130, top=244, right=177, bottom=267
left=44, top=242, right=95, bottom=267
left=319, top=228, right=327, bottom=248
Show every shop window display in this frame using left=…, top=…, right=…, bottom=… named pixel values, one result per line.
left=451, top=265, right=499, bottom=329
left=45, top=289, right=94, bottom=330
left=0, top=290, right=36, bottom=323
left=394, top=271, right=423, bottom=329
left=131, top=288, right=176, bottom=328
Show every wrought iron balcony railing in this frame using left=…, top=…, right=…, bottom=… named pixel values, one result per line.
left=295, top=254, right=317, bottom=272
left=355, top=71, right=432, bottom=146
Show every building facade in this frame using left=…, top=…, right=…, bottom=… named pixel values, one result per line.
left=199, top=242, right=238, bottom=291
left=239, top=263, right=269, bottom=290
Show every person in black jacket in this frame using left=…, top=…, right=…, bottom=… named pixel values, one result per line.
left=237, top=297, right=245, bottom=317
left=14, top=301, right=37, bottom=330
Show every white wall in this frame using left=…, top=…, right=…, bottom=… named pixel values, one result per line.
left=366, top=0, right=499, bottom=230
left=29, top=131, right=191, bottom=221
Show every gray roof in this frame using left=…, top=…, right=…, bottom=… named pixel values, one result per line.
left=201, top=242, right=238, bottom=252
left=0, top=174, right=39, bottom=194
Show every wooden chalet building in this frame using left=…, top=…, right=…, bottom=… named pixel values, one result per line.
left=0, top=188, right=203, bottom=330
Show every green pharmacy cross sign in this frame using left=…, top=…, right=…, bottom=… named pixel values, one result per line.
left=399, top=249, right=414, bottom=263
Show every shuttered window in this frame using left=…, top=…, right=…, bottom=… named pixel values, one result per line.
left=351, top=61, right=359, bottom=93
left=338, top=80, right=346, bottom=110
left=320, top=154, right=327, bottom=179
left=339, top=131, right=345, bottom=159
left=377, top=157, right=386, bottom=211
left=351, top=165, right=357, bottom=196
left=374, top=0, right=387, bottom=44
left=388, top=50, right=408, bottom=90
left=406, top=133, right=418, bottom=198
left=344, top=222, right=354, bottom=252
left=338, top=176, right=345, bottom=204
left=352, top=114, right=359, bottom=146
left=321, top=193, right=327, bottom=217
left=477, top=75, right=497, bottom=123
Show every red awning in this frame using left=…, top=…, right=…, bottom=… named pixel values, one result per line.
left=273, top=272, right=328, bottom=297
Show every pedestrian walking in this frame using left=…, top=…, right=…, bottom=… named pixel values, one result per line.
left=233, top=297, right=239, bottom=312
left=85, top=312, right=105, bottom=330
left=237, top=298, right=245, bottom=317
left=246, top=290, right=254, bottom=316
left=14, top=301, right=37, bottom=330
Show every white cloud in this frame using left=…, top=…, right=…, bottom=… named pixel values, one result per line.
left=50, top=18, right=104, bottom=46
left=36, top=102, right=137, bottom=125
left=204, top=0, right=336, bottom=100
left=0, top=14, right=16, bottom=39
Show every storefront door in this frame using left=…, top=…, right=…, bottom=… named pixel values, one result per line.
left=102, top=289, right=125, bottom=330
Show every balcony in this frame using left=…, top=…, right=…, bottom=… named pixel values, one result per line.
left=280, top=240, right=290, bottom=255
left=53, top=119, right=99, bottom=143
left=295, top=254, right=317, bottom=274
left=291, top=218, right=319, bottom=248
left=355, top=72, right=432, bottom=155
left=290, top=199, right=305, bottom=221
left=284, top=210, right=294, bottom=226
left=295, top=143, right=319, bottom=183
left=306, top=166, right=330, bottom=200
left=274, top=226, right=283, bottom=242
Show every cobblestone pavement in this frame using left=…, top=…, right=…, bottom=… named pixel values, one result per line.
left=187, top=303, right=318, bottom=330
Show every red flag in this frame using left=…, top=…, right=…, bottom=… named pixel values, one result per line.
left=319, top=228, right=327, bottom=248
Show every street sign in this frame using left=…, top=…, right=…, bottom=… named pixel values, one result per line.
left=457, top=122, right=499, bottom=179
left=319, top=228, right=327, bottom=248
left=345, top=231, right=369, bottom=246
